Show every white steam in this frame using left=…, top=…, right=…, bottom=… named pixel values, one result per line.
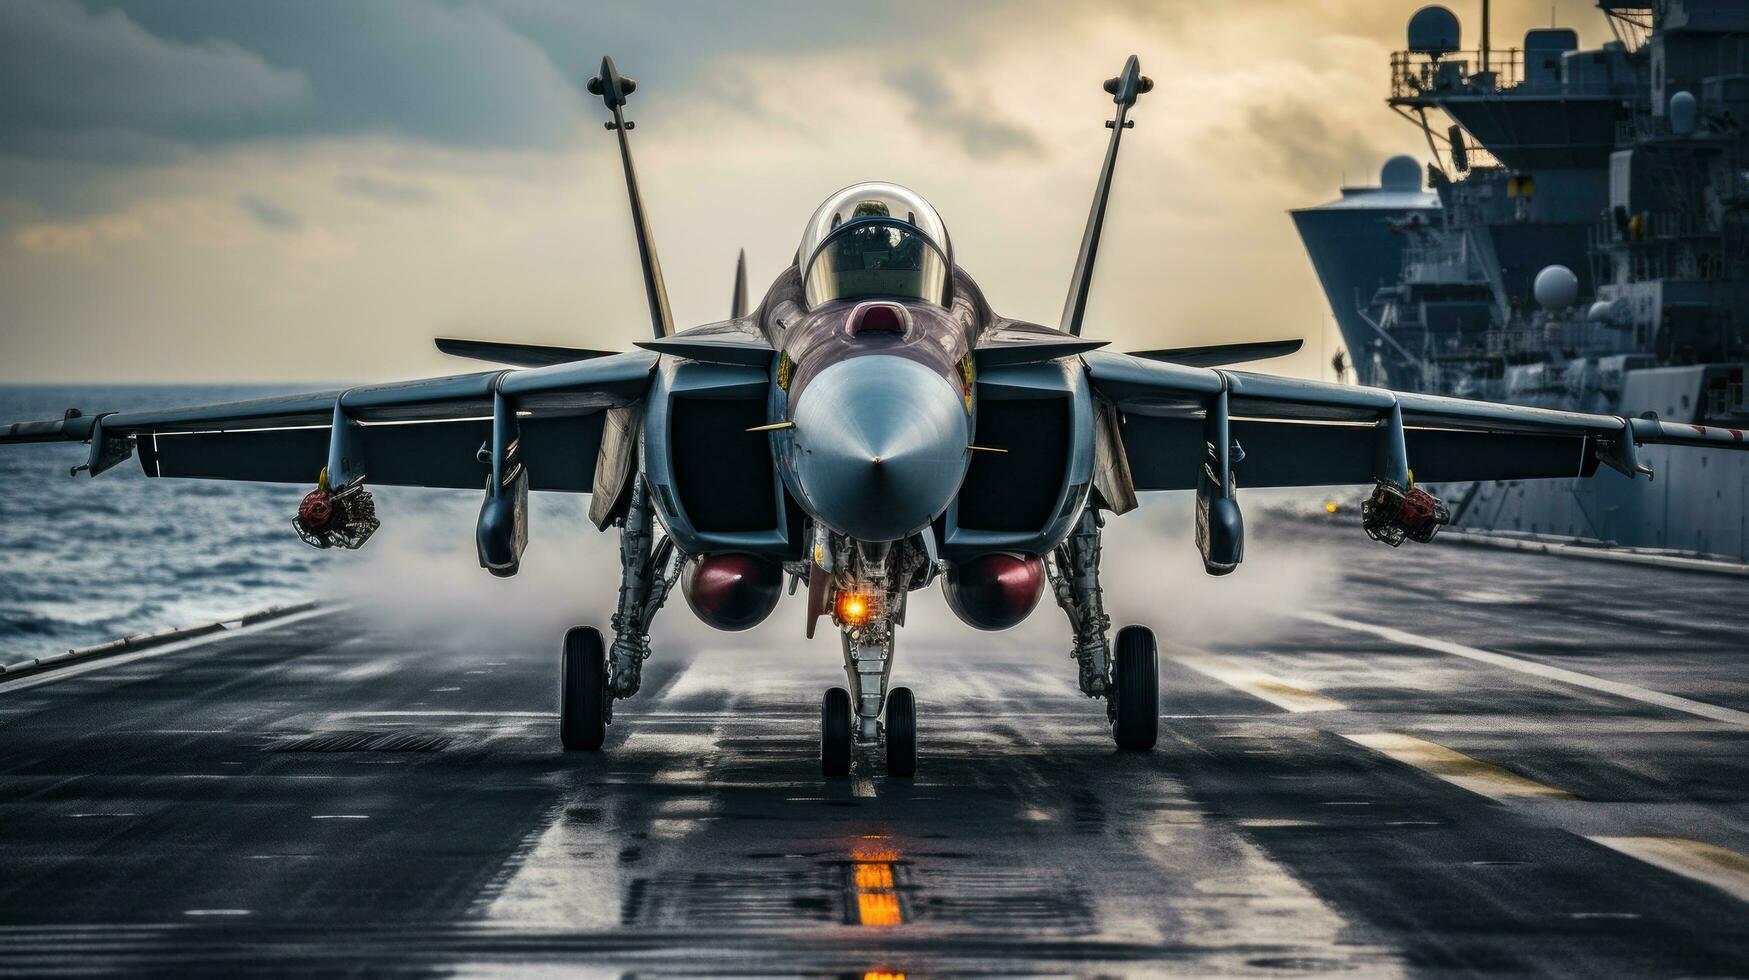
left=320, top=488, right=1337, bottom=671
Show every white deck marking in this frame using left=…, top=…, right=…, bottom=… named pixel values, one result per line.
left=1301, top=611, right=1749, bottom=727
left=1343, top=732, right=1574, bottom=801
left=339, top=711, right=555, bottom=718
left=1590, top=836, right=1749, bottom=904
left=0, top=608, right=331, bottom=694
left=1166, top=647, right=1346, bottom=713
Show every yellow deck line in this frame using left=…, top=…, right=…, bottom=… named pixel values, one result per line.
left=1166, top=648, right=1345, bottom=713
left=1343, top=732, right=1575, bottom=800
left=1589, top=836, right=1749, bottom=904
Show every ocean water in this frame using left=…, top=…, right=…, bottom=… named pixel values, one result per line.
left=0, top=385, right=335, bottom=666
left=0, top=384, right=642, bottom=670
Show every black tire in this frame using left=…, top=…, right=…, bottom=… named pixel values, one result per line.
left=821, top=687, right=853, bottom=777
left=1111, top=625, right=1159, bottom=751
left=560, top=626, right=608, bottom=751
left=885, top=687, right=917, bottom=778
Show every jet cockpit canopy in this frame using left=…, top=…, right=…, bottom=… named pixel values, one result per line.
left=799, top=182, right=950, bottom=308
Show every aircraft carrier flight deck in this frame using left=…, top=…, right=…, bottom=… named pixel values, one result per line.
left=3, top=516, right=1745, bottom=977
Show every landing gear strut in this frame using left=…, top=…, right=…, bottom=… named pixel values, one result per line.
left=842, top=631, right=894, bottom=743
left=606, top=480, right=683, bottom=704
left=558, top=479, right=681, bottom=751
left=1048, top=508, right=1113, bottom=703
left=1048, top=506, right=1160, bottom=749
left=815, top=535, right=927, bottom=778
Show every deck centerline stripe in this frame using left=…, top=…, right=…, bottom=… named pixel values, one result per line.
left=1300, top=610, right=1749, bottom=727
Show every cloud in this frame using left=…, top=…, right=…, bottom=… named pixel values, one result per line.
left=237, top=193, right=301, bottom=232
left=0, top=0, right=1632, bottom=382
left=0, top=1, right=310, bottom=160
left=11, top=197, right=250, bottom=256
left=882, top=64, right=1044, bottom=160
left=0, top=0, right=587, bottom=164
left=1238, top=96, right=1390, bottom=194
left=338, top=174, right=438, bottom=206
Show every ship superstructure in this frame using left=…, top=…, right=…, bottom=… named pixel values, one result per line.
left=1295, top=0, right=1749, bottom=558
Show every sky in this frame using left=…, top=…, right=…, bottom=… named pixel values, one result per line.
left=0, top=0, right=1607, bottom=383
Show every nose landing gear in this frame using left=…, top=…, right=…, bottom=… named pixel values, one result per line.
left=885, top=687, right=917, bottom=777
left=819, top=629, right=916, bottom=779
left=821, top=687, right=853, bottom=776
left=819, top=683, right=916, bottom=778
left=814, top=535, right=928, bottom=779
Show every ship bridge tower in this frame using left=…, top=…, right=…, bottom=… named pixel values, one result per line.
left=1384, top=4, right=1641, bottom=365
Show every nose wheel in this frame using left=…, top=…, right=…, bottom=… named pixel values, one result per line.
left=820, top=684, right=917, bottom=778
left=821, top=687, right=853, bottom=776
left=885, top=687, right=916, bottom=777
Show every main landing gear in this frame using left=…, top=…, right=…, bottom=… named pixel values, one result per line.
left=1048, top=507, right=1160, bottom=751
left=558, top=481, right=681, bottom=752
left=1110, top=625, right=1158, bottom=751
left=560, top=626, right=609, bottom=750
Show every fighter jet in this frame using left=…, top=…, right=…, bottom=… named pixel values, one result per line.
left=6, top=56, right=1748, bottom=777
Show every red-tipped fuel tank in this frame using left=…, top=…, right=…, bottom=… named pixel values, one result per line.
left=941, top=553, right=1046, bottom=631
left=681, top=553, right=783, bottom=632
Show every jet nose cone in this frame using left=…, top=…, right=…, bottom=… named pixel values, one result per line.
left=791, top=355, right=969, bottom=542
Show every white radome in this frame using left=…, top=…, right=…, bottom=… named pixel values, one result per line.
left=1534, top=265, right=1579, bottom=311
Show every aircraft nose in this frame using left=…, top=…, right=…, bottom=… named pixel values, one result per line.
left=791, top=355, right=969, bottom=542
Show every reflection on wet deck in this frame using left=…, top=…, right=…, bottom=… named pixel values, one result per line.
left=851, top=839, right=903, bottom=927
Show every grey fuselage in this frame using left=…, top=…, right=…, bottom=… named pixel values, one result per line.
left=638, top=262, right=1098, bottom=562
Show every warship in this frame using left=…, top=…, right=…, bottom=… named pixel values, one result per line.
left=1294, top=0, right=1749, bottom=559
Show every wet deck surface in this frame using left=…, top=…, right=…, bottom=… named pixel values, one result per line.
left=2, top=519, right=1748, bottom=976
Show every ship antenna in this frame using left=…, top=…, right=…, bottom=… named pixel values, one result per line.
left=1480, top=0, right=1492, bottom=76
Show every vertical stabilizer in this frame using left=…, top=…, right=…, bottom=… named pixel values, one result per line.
left=588, top=56, right=675, bottom=339
left=1060, top=55, right=1153, bottom=338
left=732, top=248, right=749, bottom=319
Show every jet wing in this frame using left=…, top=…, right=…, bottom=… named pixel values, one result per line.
left=0, top=351, right=656, bottom=493
left=1082, top=350, right=1748, bottom=491
left=434, top=337, right=617, bottom=368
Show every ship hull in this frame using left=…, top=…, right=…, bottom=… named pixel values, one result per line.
left=1447, top=443, right=1749, bottom=560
